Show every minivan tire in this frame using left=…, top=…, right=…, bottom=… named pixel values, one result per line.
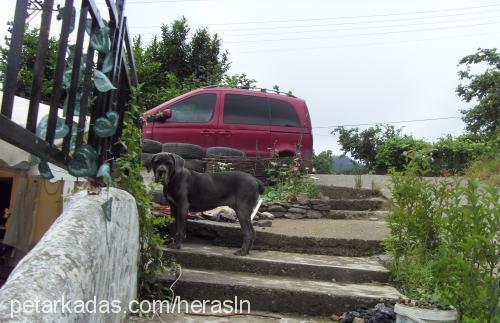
left=161, top=143, right=203, bottom=159
left=206, top=147, right=246, bottom=158
left=143, top=139, right=162, bottom=153
left=185, top=159, right=205, bottom=172
left=141, top=152, right=154, bottom=166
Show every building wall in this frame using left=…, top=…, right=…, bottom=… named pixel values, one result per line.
left=0, top=188, right=139, bottom=323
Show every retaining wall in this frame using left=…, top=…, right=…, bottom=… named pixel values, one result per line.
left=0, top=188, right=139, bottom=323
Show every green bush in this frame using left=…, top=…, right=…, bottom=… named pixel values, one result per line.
left=386, top=155, right=499, bottom=322
left=431, top=135, right=490, bottom=175
left=375, top=135, right=430, bottom=173
left=263, top=155, right=319, bottom=202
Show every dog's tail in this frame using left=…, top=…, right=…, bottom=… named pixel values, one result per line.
left=257, top=179, right=265, bottom=194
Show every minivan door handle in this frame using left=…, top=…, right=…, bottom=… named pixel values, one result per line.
left=200, top=130, right=215, bottom=136
left=219, top=130, right=232, bottom=137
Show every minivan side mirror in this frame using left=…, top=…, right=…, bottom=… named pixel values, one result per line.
left=146, top=109, right=172, bottom=122
left=162, top=109, right=172, bottom=120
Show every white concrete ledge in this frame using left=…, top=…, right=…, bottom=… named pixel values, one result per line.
left=0, top=188, right=139, bottom=323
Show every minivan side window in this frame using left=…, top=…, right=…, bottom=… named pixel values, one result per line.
left=165, top=93, right=216, bottom=123
left=223, top=94, right=269, bottom=125
left=269, top=98, right=301, bottom=127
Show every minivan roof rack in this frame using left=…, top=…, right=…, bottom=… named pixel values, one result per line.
left=202, top=85, right=296, bottom=98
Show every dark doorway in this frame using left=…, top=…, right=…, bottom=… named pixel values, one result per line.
left=0, top=177, right=13, bottom=286
left=0, top=177, right=13, bottom=239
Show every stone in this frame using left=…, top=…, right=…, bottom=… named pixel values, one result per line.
left=287, top=207, right=307, bottom=214
left=352, top=318, right=365, bottom=323
left=369, top=217, right=379, bottom=221
left=284, top=212, right=306, bottom=219
left=296, top=193, right=309, bottom=205
left=330, top=314, right=341, bottom=321
left=291, top=204, right=308, bottom=209
left=276, top=201, right=292, bottom=208
left=267, top=204, right=287, bottom=213
left=220, top=214, right=237, bottom=223
left=310, top=198, right=324, bottom=205
left=255, top=220, right=272, bottom=227
left=311, top=203, right=330, bottom=211
left=260, top=212, right=275, bottom=220
left=203, top=206, right=238, bottom=222
left=306, top=210, right=322, bottom=219
left=271, top=211, right=286, bottom=218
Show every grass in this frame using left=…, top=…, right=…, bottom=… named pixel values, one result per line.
left=464, top=154, right=500, bottom=186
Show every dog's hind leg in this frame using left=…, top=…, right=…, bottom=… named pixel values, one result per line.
left=234, top=204, right=255, bottom=256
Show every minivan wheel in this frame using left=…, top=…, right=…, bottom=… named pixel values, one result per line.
left=206, top=147, right=246, bottom=158
left=141, top=152, right=154, bottom=166
left=185, top=159, right=205, bottom=172
left=143, top=139, right=162, bottom=154
left=161, top=143, right=203, bottom=159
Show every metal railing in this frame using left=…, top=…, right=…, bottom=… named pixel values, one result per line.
left=0, top=0, right=138, bottom=169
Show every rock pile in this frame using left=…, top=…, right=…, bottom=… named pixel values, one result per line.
left=260, top=194, right=332, bottom=219
left=332, top=303, right=396, bottom=323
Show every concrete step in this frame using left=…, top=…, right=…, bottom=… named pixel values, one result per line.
left=325, top=210, right=388, bottom=220
left=328, top=198, right=386, bottom=211
left=158, top=268, right=401, bottom=316
left=162, top=243, right=390, bottom=284
left=186, top=219, right=388, bottom=256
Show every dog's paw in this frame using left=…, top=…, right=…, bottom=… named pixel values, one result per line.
left=168, top=241, right=181, bottom=250
left=233, top=248, right=249, bottom=256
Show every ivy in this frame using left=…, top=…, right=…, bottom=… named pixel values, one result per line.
left=114, top=85, right=172, bottom=300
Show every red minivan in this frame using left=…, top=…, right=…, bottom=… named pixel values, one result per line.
left=142, top=87, right=313, bottom=167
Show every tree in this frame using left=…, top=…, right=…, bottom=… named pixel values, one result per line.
left=333, top=125, right=400, bottom=169
left=457, top=48, right=500, bottom=138
left=220, top=73, right=256, bottom=88
left=132, top=17, right=231, bottom=108
left=313, top=150, right=333, bottom=174
left=0, top=24, right=58, bottom=103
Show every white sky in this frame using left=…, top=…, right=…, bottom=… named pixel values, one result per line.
left=1, top=0, right=499, bottom=154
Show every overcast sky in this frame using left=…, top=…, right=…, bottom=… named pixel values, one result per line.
left=1, top=0, right=499, bottom=154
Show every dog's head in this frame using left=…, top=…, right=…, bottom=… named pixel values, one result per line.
left=146, top=152, right=185, bottom=186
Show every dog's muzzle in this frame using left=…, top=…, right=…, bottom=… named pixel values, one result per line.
left=155, top=166, right=168, bottom=183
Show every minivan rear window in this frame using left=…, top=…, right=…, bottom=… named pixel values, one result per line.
left=269, top=98, right=301, bottom=127
left=223, top=94, right=269, bottom=125
left=166, top=93, right=216, bottom=123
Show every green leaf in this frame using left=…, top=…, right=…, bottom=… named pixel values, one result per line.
left=101, top=198, right=113, bottom=221
left=102, top=52, right=113, bottom=73
left=63, top=68, right=72, bottom=88
left=36, top=114, right=69, bottom=140
left=94, top=111, right=119, bottom=138
left=86, top=19, right=93, bottom=35
left=38, top=160, right=54, bottom=180
left=63, top=93, right=82, bottom=117
left=90, top=25, right=110, bottom=54
left=93, top=70, right=116, bottom=92
left=56, top=6, right=76, bottom=34
left=68, top=144, right=98, bottom=177
left=97, top=163, right=112, bottom=186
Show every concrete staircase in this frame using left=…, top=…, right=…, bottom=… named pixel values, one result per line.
left=154, top=186, right=401, bottom=317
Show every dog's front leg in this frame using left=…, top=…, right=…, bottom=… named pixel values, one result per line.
left=171, top=198, right=189, bottom=249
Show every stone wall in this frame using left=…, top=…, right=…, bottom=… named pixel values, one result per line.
left=260, top=190, right=386, bottom=220
left=0, top=188, right=139, bottom=323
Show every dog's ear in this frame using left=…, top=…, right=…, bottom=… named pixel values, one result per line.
left=145, top=154, right=156, bottom=173
left=171, top=153, right=185, bottom=170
